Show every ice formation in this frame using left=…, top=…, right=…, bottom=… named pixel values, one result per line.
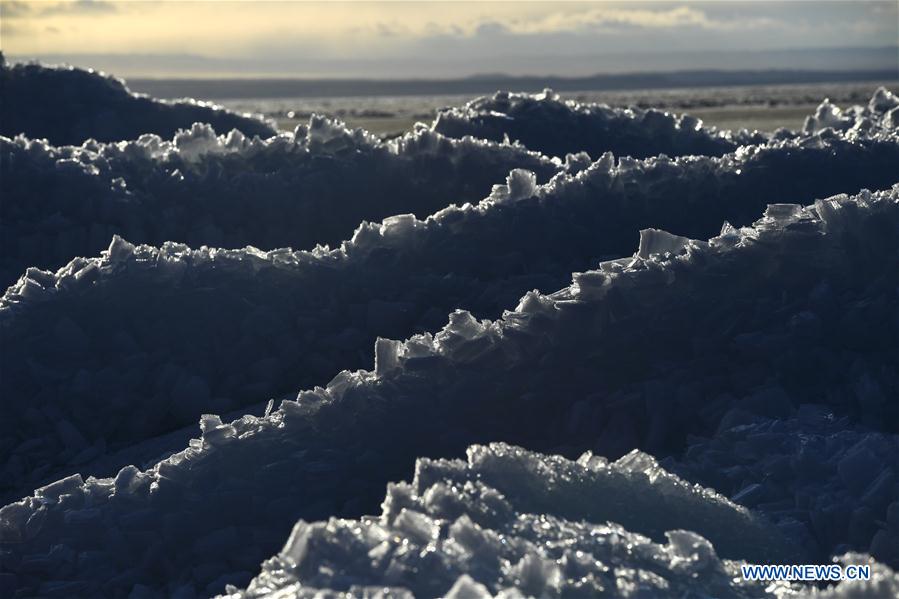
left=3, top=120, right=898, bottom=500
left=803, top=87, right=899, bottom=135
left=431, top=89, right=768, bottom=159
left=0, top=120, right=561, bottom=287
left=0, top=56, right=276, bottom=145
left=225, top=446, right=899, bottom=599
left=229, top=443, right=794, bottom=598
left=1, top=187, right=896, bottom=597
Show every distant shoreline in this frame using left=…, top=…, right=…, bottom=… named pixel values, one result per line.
left=127, top=69, right=898, bottom=100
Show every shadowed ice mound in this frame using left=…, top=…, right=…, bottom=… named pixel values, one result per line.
left=0, top=55, right=276, bottom=145
left=670, top=414, right=899, bottom=567
left=431, top=88, right=768, bottom=159
left=0, top=118, right=561, bottom=286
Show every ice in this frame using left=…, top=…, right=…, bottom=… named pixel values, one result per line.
left=2, top=113, right=898, bottom=500
left=218, top=445, right=891, bottom=598
left=636, top=228, right=691, bottom=259
left=2, top=70, right=897, bottom=596
left=1, top=187, right=895, bottom=596
left=229, top=444, right=785, bottom=598
left=672, top=414, right=899, bottom=566
left=445, top=576, right=491, bottom=599
left=804, top=87, right=899, bottom=135
left=489, top=168, right=538, bottom=204
left=0, top=119, right=561, bottom=287
left=33, top=473, right=84, bottom=504
left=869, top=88, right=899, bottom=114
left=0, top=55, right=276, bottom=145
left=3, top=88, right=896, bottom=289
left=800, top=555, right=899, bottom=598
left=804, top=99, right=851, bottom=133
left=431, top=88, right=768, bottom=159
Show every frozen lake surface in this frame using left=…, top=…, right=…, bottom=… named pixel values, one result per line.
left=204, top=81, right=895, bottom=134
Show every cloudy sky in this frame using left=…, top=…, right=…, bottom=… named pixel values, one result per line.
left=2, top=1, right=897, bottom=78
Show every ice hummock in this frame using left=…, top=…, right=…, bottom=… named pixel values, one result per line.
left=3, top=120, right=898, bottom=500
left=0, top=119, right=562, bottom=287
left=433, top=87, right=899, bottom=162
left=1, top=187, right=896, bottom=597
left=431, top=88, right=768, bottom=159
left=224, top=445, right=899, bottom=599
left=0, top=56, right=276, bottom=145
left=231, top=443, right=795, bottom=598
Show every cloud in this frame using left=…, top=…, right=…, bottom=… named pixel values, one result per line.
left=0, top=22, right=25, bottom=37
left=44, top=0, right=117, bottom=16
left=4, top=1, right=895, bottom=77
left=374, top=21, right=411, bottom=38
left=511, top=6, right=715, bottom=33
left=474, top=21, right=509, bottom=37
left=0, top=1, right=32, bottom=19
left=1, top=0, right=117, bottom=19
left=498, top=6, right=784, bottom=36
left=358, top=5, right=782, bottom=43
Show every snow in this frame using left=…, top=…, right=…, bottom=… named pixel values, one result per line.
left=1, top=185, right=896, bottom=597
left=0, top=56, right=276, bottom=145
left=2, top=104, right=897, bottom=500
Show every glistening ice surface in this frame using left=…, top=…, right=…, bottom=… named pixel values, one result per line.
left=231, top=444, right=897, bottom=599
left=0, top=60, right=897, bottom=599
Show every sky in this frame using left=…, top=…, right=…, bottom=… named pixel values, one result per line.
left=1, top=1, right=897, bottom=78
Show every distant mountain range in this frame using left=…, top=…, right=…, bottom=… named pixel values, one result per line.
left=125, top=69, right=898, bottom=100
